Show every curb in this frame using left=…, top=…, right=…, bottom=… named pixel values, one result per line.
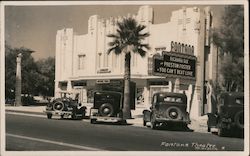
left=6, top=110, right=45, bottom=116
left=5, top=107, right=208, bottom=133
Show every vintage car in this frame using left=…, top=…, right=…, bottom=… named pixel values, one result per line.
left=143, top=92, right=191, bottom=129
left=44, top=91, right=86, bottom=119
left=90, top=91, right=126, bottom=124
left=207, top=92, right=244, bottom=137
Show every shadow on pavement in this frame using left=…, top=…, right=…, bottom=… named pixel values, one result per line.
left=146, top=124, right=194, bottom=132
left=89, top=121, right=133, bottom=126
left=211, top=131, right=244, bottom=139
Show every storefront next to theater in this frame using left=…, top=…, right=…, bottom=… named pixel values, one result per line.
left=55, top=6, right=218, bottom=118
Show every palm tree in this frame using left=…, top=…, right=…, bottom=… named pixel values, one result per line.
left=107, top=17, right=150, bottom=119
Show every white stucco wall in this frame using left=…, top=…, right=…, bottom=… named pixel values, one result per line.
left=55, top=5, right=216, bottom=117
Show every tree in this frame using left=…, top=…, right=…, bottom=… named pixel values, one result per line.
left=5, top=45, right=38, bottom=99
left=107, top=17, right=150, bottom=119
left=212, top=5, right=244, bottom=92
left=5, top=45, right=55, bottom=103
left=36, top=57, right=55, bottom=97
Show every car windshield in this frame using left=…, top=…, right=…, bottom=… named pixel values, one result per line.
left=235, top=98, right=244, bottom=105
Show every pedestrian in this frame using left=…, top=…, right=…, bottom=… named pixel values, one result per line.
left=206, top=80, right=217, bottom=114
left=206, top=81, right=212, bottom=113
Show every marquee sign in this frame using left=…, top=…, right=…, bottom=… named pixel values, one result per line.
left=153, top=51, right=197, bottom=80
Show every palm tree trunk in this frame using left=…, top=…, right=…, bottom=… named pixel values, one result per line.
left=123, top=52, right=132, bottom=119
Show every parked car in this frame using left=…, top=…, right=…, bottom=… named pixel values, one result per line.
left=5, top=98, right=15, bottom=105
left=44, top=91, right=86, bottom=120
left=207, top=92, right=244, bottom=137
left=143, top=92, right=190, bottom=130
left=90, top=91, right=126, bottom=124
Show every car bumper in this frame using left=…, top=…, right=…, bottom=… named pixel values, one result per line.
left=155, top=117, right=191, bottom=124
left=90, top=115, right=123, bottom=121
left=44, top=110, right=73, bottom=116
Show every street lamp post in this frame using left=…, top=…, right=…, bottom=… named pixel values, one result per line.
left=15, top=53, right=22, bottom=106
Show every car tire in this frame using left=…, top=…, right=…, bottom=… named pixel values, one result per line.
left=99, top=103, right=114, bottom=117
left=166, top=106, right=182, bottom=120
left=47, top=114, right=52, bottom=119
left=118, top=120, right=127, bottom=125
left=207, top=126, right=211, bottom=132
left=90, top=119, right=97, bottom=124
left=181, top=123, right=188, bottom=130
left=52, top=101, right=64, bottom=111
left=151, top=121, right=157, bottom=129
left=150, top=113, right=157, bottom=129
left=234, top=111, right=244, bottom=129
left=218, top=127, right=229, bottom=137
left=143, top=120, right=146, bottom=126
left=72, top=113, right=77, bottom=120
left=81, top=112, right=86, bottom=119
left=78, top=107, right=86, bottom=119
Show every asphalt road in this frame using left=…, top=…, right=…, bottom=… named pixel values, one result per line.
left=6, top=113, right=244, bottom=151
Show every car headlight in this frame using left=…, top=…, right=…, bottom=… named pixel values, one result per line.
left=67, top=107, right=73, bottom=110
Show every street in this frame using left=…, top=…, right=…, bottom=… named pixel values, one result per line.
left=5, top=112, right=244, bottom=151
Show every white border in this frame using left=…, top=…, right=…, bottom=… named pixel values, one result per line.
left=0, top=0, right=247, bottom=5
left=1, top=1, right=249, bottom=156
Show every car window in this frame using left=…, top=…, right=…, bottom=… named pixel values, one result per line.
left=162, top=96, right=183, bottom=103
left=235, top=98, right=244, bottom=105
left=220, top=98, right=225, bottom=105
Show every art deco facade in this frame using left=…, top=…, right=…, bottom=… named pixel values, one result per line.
left=55, top=6, right=218, bottom=118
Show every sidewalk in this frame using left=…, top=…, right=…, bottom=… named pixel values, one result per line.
left=5, top=104, right=208, bottom=133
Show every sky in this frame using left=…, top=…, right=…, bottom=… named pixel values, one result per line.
left=5, top=3, right=226, bottom=60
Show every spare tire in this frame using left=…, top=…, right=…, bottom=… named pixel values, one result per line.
left=166, top=106, right=182, bottom=120
left=99, top=103, right=114, bottom=117
left=53, top=101, right=64, bottom=111
left=234, top=111, right=244, bottom=129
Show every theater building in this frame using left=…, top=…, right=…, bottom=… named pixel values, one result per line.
left=55, top=6, right=218, bottom=118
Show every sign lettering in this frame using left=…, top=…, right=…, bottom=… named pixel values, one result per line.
left=171, top=41, right=194, bottom=55
left=153, top=51, right=196, bottom=80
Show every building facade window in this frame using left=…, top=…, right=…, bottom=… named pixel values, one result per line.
left=78, top=54, right=86, bottom=70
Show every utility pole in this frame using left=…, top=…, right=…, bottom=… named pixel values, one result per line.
left=15, top=53, right=22, bottom=106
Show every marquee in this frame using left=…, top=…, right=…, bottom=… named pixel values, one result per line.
left=152, top=51, right=197, bottom=80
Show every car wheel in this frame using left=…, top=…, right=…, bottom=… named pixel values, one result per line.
left=150, top=113, right=157, bottom=129
left=72, top=112, right=77, bottom=119
left=207, top=126, right=211, bottom=132
left=118, top=120, right=127, bottom=125
left=234, top=111, right=244, bottom=129
left=151, top=121, right=157, bottom=129
left=81, top=112, right=86, bottom=119
left=166, top=106, right=182, bottom=120
left=90, top=119, right=97, bottom=124
left=52, top=101, right=64, bottom=111
left=218, top=127, right=229, bottom=137
left=181, top=123, right=188, bottom=130
left=47, top=114, right=52, bottom=119
left=78, top=107, right=86, bottom=119
left=99, top=103, right=114, bottom=117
